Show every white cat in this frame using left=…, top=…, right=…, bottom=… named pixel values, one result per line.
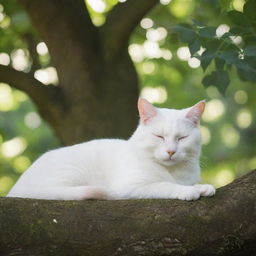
left=7, top=98, right=215, bottom=201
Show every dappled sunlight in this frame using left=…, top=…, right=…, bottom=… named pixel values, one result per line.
left=160, top=0, right=172, bottom=5
left=202, top=99, right=225, bottom=122
left=0, top=83, right=18, bottom=111
left=233, top=0, right=245, bottom=11
left=0, top=176, right=14, bottom=196
left=24, top=112, right=41, bottom=129
left=142, top=62, right=156, bottom=74
left=129, top=42, right=172, bottom=62
left=140, top=18, right=154, bottom=29
left=216, top=24, right=230, bottom=38
left=236, top=109, right=252, bottom=129
left=188, top=57, right=200, bottom=68
left=141, top=86, right=167, bottom=104
left=13, top=156, right=31, bottom=173
left=1, top=137, right=27, bottom=158
left=200, top=126, right=211, bottom=145
left=36, top=42, right=48, bottom=55
left=201, top=165, right=236, bottom=188
left=206, top=86, right=220, bottom=98
left=11, top=49, right=29, bottom=71
left=87, top=0, right=106, bottom=13
left=144, top=41, right=162, bottom=58
left=221, top=124, right=240, bottom=148
left=146, top=27, right=168, bottom=42
left=177, top=46, right=190, bottom=61
left=34, top=67, right=59, bottom=85
left=0, top=53, right=10, bottom=66
left=214, top=169, right=235, bottom=187
left=234, top=90, right=248, bottom=104
left=170, top=0, right=194, bottom=18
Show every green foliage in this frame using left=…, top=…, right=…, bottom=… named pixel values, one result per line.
left=174, top=0, right=256, bottom=94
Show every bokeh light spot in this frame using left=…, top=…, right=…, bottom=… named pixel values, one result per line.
left=215, top=169, right=234, bottom=187
left=221, top=124, right=240, bottom=148
left=34, top=67, right=59, bottom=85
left=200, top=126, right=211, bottom=145
left=177, top=47, right=190, bottom=61
left=0, top=83, right=18, bottom=111
left=24, top=112, right=42, bottom=129
left=236, top=109, right=252, bottom=129
left=0, top=176, right=14, bottom=196
left=36, top=42, right=48, bottom=55
left=1, top=137, right=27, bottom=158
left=234, top=90, right=248, bottom=104
left=203, top=99, right=225, bottom=122
left=0, top=53, right=10, bottom=65
left=140, top=18, right=154, bottom=29
left=141, top=86, right=167, bottom=104
left=13, top=156, right=31, bottom=173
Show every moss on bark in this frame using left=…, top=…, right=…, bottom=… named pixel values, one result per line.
left=0, top=170, right=255, bottom=256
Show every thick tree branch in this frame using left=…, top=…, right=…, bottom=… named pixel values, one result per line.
left=0, top=170, right=255, bottom=256
left=102, top=0, right=159, bottom=59
left=23, top=33, right=41, bottom=73
left=0, top=65, right=65, bottom=126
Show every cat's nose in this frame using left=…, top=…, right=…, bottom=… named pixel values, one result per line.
left=167, top=150, right=176, bottom=157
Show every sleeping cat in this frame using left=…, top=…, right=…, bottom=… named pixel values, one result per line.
left=7, top=98, right=215, bottom=201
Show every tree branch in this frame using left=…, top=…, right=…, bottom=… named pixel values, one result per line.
left=23, top=33, right=41, bottom=73
left=0, top=170, right=255, bottom=256
left=102, top=0, right=159, bottom=59
left=0, top=64, right=65, bottom=125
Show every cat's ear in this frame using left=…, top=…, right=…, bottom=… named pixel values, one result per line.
left=138, top=98, right=157, bottom=125
left=186, top=100, right=205, bottom=125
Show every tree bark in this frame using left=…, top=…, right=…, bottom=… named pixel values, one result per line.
left=0, top=170, right=255, bottom=256
left=0, top=0, right=159, bottom=145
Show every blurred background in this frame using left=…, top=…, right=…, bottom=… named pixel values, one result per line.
left=0, top=0, right=255, bottom=196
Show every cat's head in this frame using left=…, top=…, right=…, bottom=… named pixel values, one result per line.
left=133, top=98, right=205, bottom=166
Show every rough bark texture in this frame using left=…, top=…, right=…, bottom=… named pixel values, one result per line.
left=0, top=170, right=255, bottom=256
left=0, top=0, right=158, bottom=145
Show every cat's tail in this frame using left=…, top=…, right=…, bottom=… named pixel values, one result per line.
left=7, top=186, right=115, bottom=200
left=83, top=186, right=115, bottom=200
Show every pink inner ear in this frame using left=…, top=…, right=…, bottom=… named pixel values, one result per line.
left=186, top=101, right=205, bottom=125
left=138, top=98, right=157, bottom=124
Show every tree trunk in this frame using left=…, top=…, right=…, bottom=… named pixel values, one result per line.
left=0, top=0, right=159, bottom=145
left=0, top=170, right=255, bottom=256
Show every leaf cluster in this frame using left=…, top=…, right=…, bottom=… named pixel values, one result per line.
left=174, top=0, right=256, bottom=94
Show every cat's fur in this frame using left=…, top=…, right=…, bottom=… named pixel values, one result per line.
left=7, top=98, right=215, bottom=201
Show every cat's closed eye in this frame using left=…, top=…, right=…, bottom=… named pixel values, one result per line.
left=178, top=136, right=188, bottom=141
left=153, top=133, right=165, bottom=141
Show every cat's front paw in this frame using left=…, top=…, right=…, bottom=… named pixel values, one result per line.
left=177, top=186, right=201, bottom=201
left=194, top=184, right=215, bottom=197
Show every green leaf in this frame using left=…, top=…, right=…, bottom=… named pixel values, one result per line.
left=228, top=11, right=249, bottom=26
left=188, top=38, right=201, bottom=56
left=219, top=49, right=239, bottom=65
left=215, top=57, right=225, bottom=70
left=202, top=70, right=230, bottom=94
left=198, top=26, right=217, bottom=38
left=199, top=49, right=215, bottom=71
left=219, top=0, right=233, bottom=11
left=243, top=0, right=256, bottom=22
left=174, top=25, right=197, bottom=43
left=192, top=19, right=205, bottom=28
left=238, top=68, right=256, bottom=82
left=244, top=45, right=256, bottom=57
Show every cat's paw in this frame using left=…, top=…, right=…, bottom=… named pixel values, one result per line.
left=194, top=184, right=215, bottom=197
left=176, top=186, right=201, bottom=201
